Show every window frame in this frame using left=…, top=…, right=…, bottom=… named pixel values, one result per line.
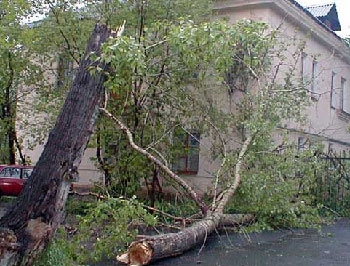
left=173, top=131, right=200, bottom=175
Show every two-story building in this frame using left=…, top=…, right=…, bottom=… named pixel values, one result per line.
left=20, top=0, right=350, bottom=193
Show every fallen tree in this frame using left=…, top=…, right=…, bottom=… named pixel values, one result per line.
left=100, top=108, right=255, bottom=265
left=0, top=3, right=320, bottom=266
left=94, top=17, right=314, bottom=265
left=0, top=24, right=115, bottom=266
left=117, top=214, right=254, bottom=266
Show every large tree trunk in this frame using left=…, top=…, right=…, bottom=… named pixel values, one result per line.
left=118, top=216, right=221, bottom=266
left=0, top=24, right=112, bottom=266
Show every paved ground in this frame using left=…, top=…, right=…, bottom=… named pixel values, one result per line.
left=91, top=218, right=350, bottom=266
left=152, top=218, right=350, bottom=266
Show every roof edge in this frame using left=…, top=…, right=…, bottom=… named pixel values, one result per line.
left=214, top=0, right=350, bottom=63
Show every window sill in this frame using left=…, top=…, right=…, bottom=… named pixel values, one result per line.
left=177, top=170, right=198, bottom=175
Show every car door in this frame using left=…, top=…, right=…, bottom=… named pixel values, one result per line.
left=0, top=166, right=24, bottom=196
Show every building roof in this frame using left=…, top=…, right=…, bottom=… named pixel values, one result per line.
left=306, top=3, right=333, bottom=18
left=286, top=0, right=342, bottom=35
left=305, top=3, right=341, bottom=31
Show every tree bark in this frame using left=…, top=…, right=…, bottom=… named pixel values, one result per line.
left=213, top=135, right=253, bottom=214
left=0, top=24, right=112, bottom=266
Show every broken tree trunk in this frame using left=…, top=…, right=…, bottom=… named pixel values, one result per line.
left=117, top=214, right=254, bottom=266
left=118, top=215, right=221, bottom=266
left=101, top=108, right=255, bottom=266
left=0, top=24, right=112, bottom=266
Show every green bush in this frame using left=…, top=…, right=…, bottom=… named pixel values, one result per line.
left=34, top=237, right=75, bottom=266
left=71, top=196, right=157, bottom=263
left=225, top=147, right=326, bottom=231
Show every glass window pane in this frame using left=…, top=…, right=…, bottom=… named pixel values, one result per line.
left=188, top=152, right=199, bottom=172
left=23, top=169, right=33, bottom=179
left=0, top=169, right=7, bottom=177
left=190, top=133, right=200, bottom=146
left=10, top=168, right=21, bottom=178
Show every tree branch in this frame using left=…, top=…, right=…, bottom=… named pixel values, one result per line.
left=100, top=107, right=208, bottom=214
left=214, top=134, right=253, bottom=214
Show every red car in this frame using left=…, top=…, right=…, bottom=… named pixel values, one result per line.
left=0, top=165, right=33, bottom=197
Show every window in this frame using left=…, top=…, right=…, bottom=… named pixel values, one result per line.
left=22, top=168, right=33, bottom=179
left=298, top=137, right=309, bottom=151
left=0, top=167, right=20, bottom=178
left=173, top=131, right=200, bottom=174
left=328, top=142, right=334, bottom=154
left=330, top=72, right=336, bottom=109
left=311, top=60, right=317, bottom=100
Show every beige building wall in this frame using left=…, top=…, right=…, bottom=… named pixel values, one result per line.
left=182, top=0, right=350, bottom=193
left=22, top=144, right=103, bottom=186
left=214, top=0, right=350, bottom=146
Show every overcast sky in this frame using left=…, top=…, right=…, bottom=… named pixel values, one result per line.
left=297, top=0, right=350, bottom=37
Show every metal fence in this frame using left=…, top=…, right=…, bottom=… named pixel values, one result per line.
left=315, top=153, right=350, bottom=215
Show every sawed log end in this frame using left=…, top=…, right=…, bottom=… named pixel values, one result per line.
left=117, top=241, right=153, bottom=266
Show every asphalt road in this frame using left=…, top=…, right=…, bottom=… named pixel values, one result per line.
left=152, top=218, right=350, bottom=266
